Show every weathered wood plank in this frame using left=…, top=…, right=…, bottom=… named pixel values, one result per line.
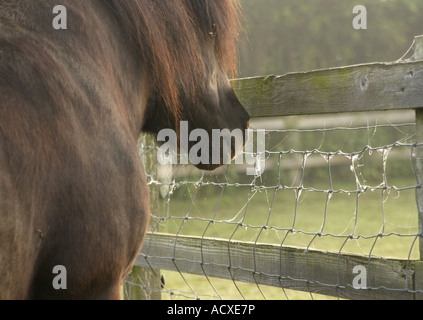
left=232, top=61, right=423, bottom=118
left=136, top=233, right=421, bottom=300
left=414, top=262, right=423, bottom=300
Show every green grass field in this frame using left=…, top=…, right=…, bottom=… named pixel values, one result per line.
left=134, top=118, right=419, bottom=300
left=152, top=176, right=419, bottom=300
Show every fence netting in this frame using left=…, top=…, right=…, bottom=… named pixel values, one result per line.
left=124, top=110, right=422, bottom=300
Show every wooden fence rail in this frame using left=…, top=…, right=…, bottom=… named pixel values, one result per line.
left=126, top=35, right=423, bottom=300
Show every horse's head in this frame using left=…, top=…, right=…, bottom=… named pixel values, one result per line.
left=141, top=0, right=249, bottom=171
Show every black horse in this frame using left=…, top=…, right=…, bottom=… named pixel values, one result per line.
left=0, top=0, right=249, bottom=299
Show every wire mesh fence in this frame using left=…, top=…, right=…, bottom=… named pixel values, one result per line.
left=124, top=110, right=422, bottom=300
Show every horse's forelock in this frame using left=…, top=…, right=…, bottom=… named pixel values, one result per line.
left=106, top=0, right=241, bottom=123
left=187, top=0, right=241, bottom=78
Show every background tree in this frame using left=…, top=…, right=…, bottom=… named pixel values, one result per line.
left=238, top=0, right=423, bottom=77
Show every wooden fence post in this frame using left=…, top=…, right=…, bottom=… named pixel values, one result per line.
left=413, top=36, right=423, bottom=261
left=412, top=35, right=423, bottom=300
left=124, top=134, right=162, bottom=300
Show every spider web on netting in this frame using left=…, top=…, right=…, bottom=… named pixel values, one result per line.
left=125, top=110, right=421, bottom=300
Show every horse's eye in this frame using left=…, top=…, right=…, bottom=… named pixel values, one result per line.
left=208, top=23, right=217, bottom=37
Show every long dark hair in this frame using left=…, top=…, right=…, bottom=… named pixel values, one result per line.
left=106, top=0, right=241, bottom=121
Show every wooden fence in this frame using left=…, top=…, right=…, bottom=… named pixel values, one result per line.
left=124, top=35, right=423, bottom=300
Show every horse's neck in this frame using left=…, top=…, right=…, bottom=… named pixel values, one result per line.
left=1, top=0, right=148, bottom=139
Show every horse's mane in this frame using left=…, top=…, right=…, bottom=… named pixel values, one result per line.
left=105, top=0, right=241, bottom=119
